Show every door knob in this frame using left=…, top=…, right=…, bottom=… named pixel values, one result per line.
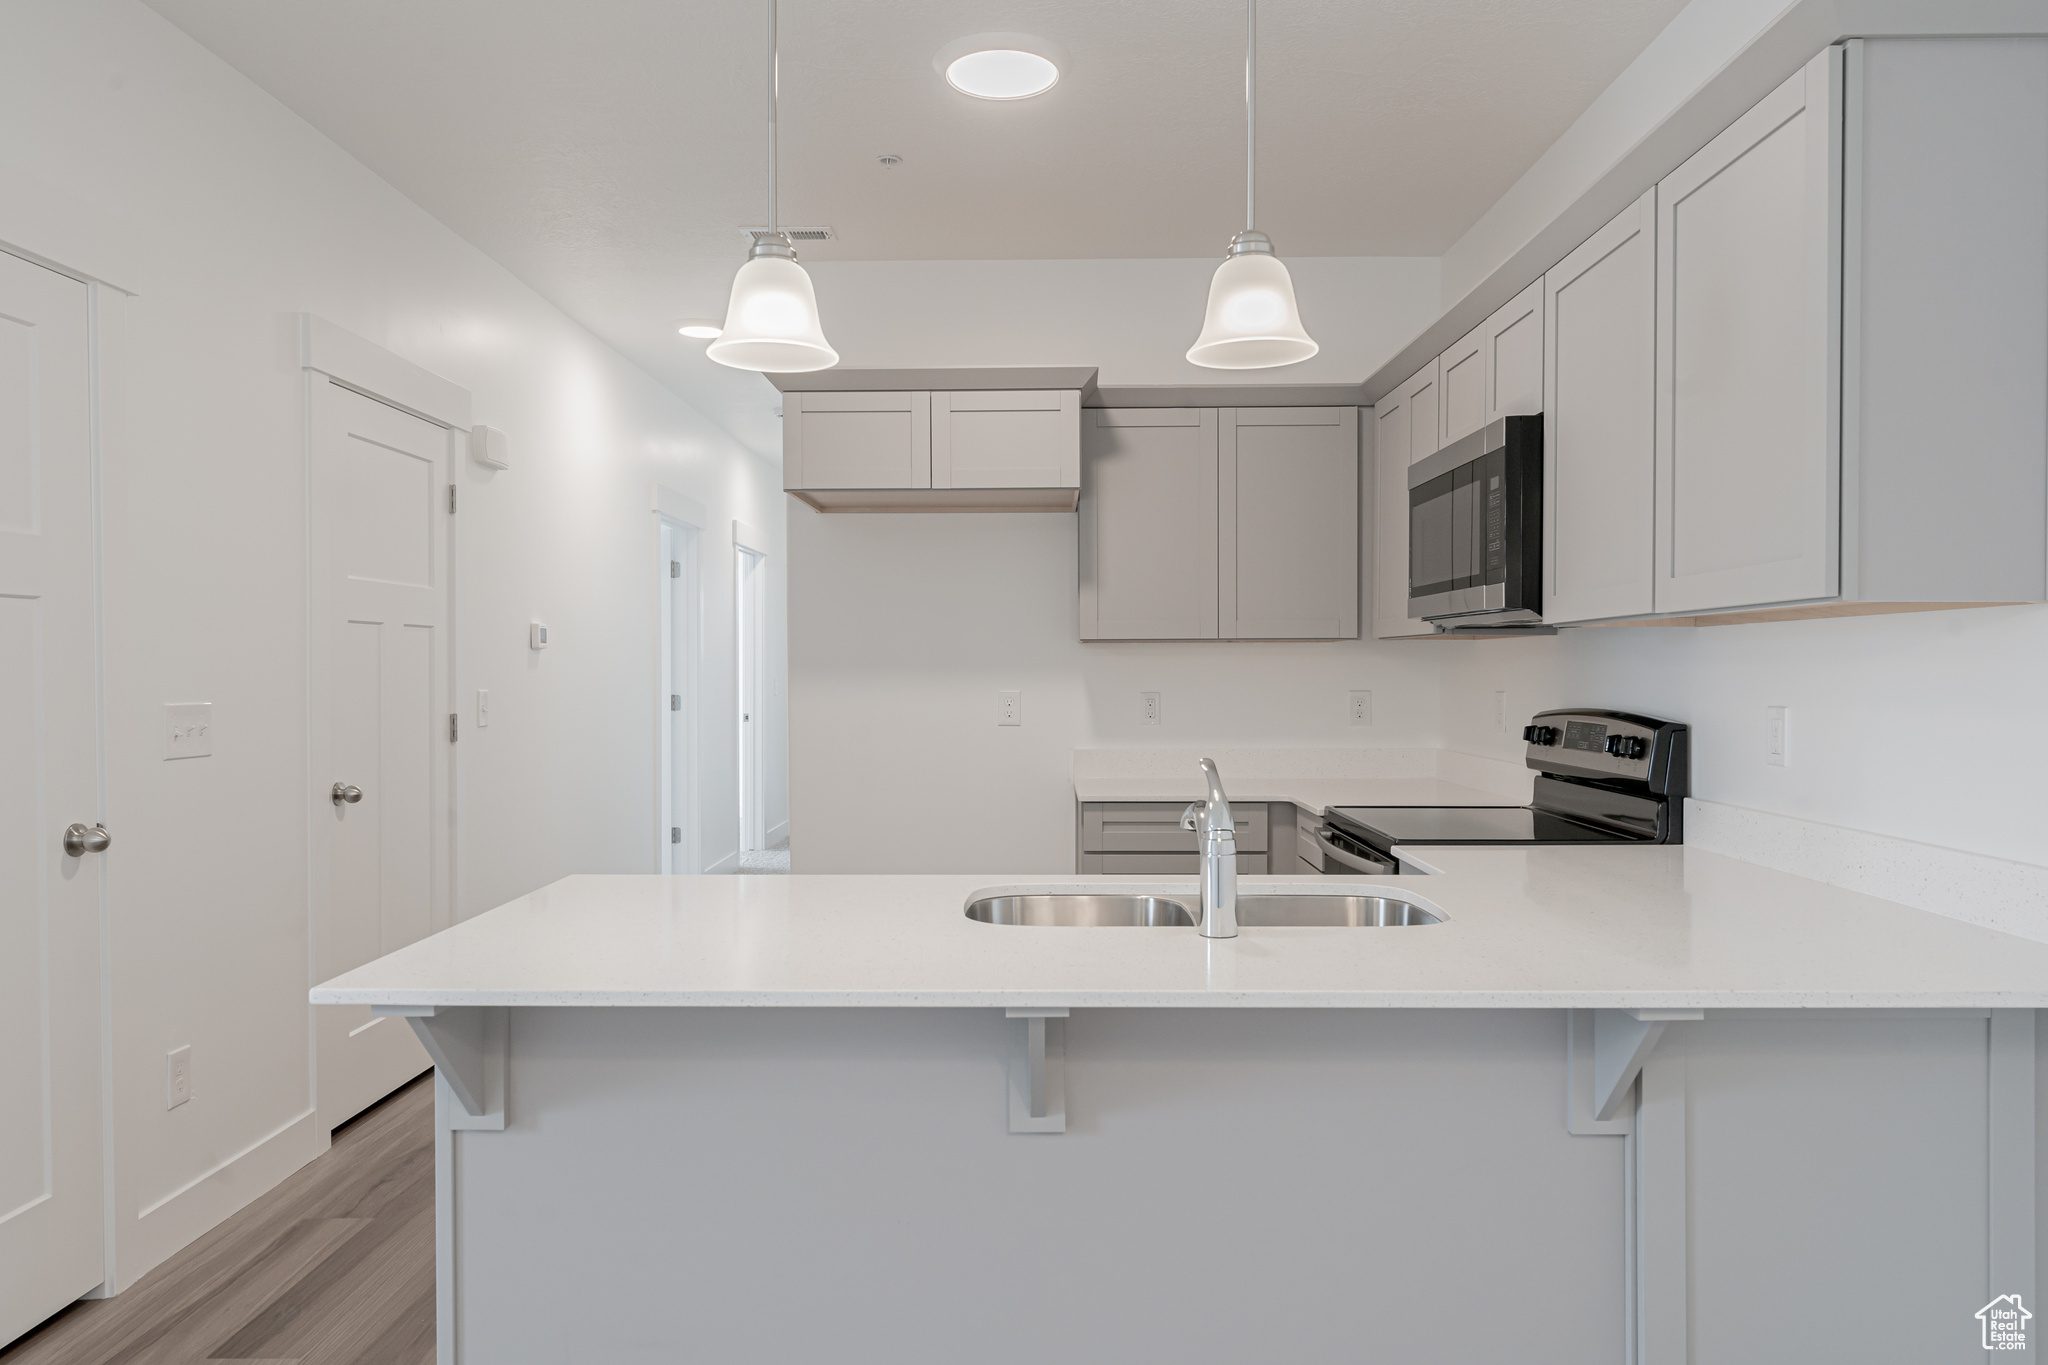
left=63, top=823, right=111, bottom=857
left=331, top=783, right=363, bottom=806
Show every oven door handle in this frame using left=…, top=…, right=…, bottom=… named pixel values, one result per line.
left=1312, top=826, right=1395, bottom=875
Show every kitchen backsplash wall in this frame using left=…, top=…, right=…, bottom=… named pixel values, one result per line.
left=1438, top=606, right=2048, bottom=868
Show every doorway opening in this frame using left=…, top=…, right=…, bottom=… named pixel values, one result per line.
left=661, top=517, right=701, bottom=873
left=735, top=542, right=765, bottom=854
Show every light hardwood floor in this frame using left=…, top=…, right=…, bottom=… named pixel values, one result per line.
left=2, top=1072, right=435, bottom=1365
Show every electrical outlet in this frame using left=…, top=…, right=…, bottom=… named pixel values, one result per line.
left=1140, top=692, right=1161, bottom=725
left=1495, top=691, right=1508, bottom=729
left=165, top=703, right=212, bottom=759
left=166, top=1045, right=191, bottom=1110
left=1348, top=690, right=1372, bottom=726
left=476, top=689, right=490, bottom=728
left=997, top=690, right=1022, bottom=727
left=1767, top=706, right=1789, bottom=767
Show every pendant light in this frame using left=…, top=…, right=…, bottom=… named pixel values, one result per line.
left=1186, top=0, right=1318, bottom=370
left=707, top=0, right=839, bottom=373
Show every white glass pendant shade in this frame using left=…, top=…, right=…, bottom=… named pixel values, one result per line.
left=1186, top=247, right=1318, bottom=370
left=706, top=252, right=839, bottom=373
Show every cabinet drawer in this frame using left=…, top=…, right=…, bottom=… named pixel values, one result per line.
left=1080, top=802, right=1269, bottom=854
left=1082, top=852, right=1270, bottom=875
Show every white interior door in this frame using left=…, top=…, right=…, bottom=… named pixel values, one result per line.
left=0, top=253, right=105, bottom=1343
left=310, top=380, right=446, bottom=1131
left=735, top=543, right=764, bottom=853
left=661, top=518, right=700, bottom=873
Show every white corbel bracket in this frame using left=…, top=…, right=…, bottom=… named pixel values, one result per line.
left=1566, top=1008, right=1705, bottom=1135
left=374, top=1004, right=507, bottom=1130
left=1006, top=1006, right=1068, bottom=1134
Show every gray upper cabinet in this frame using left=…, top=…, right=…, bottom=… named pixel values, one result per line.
left=785, top=384, right=1081, bottom=512
left=1654, top=50, right=1841, bottom=615
left=1439, top=327, right=1487, bottom=448
left=1544, top=188, right=1656, bottom=624
left=1080, top=409, right=1219, bottom=640
left=1082, top=406, right=1358, bottom=641
left=1222, top=408, right=1359, bottom=639
left=1373, top=365, right=1442, bottom=638
left=932, top=390, right=1080, bottom=491
left=1483, top=279, right=1544, bottom=425
left=784, top=391, right=931, bottom=492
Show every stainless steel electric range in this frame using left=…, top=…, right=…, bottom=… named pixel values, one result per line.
left=1309, top=709, right=1689, bottom=875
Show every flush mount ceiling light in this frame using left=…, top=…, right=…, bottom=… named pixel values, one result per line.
left=933, top=34, right=1065, bottom=101
left=707, top=0, right=839, bottom=373
left=1187, top=0, right=1318, bottom=370
left=676, top=319, right=723, bottom=339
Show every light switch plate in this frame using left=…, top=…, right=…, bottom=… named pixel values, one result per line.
left=166, top=1045, right=191, bottom=1110
left=476, top=689, right=490, bottom=728
left=1349, top=690, right=1372, bottom=726
left=1767, top=706, right=1789, bottom=766
left=165, top=703, right=212, bottom=759
left=530, top=623, right=549, bottom=650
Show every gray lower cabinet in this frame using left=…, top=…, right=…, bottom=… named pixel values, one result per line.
left=1076, top=801, right=1277, bottom=874
left=1081, top=407, right=1359, bottom=641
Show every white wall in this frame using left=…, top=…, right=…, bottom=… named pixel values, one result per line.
left=3, top=0, right=786, bottom=1292
left=789, top=256, right=1444, bottom=873
left=1438, top=607, right=2048, bottom=867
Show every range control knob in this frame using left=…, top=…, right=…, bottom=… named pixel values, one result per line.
left=1604, top=734, right=1646, bottom=760
left=1522, top=725, right=1560, bottom=745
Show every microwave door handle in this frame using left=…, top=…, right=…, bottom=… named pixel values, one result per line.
left=1313, top=826, right=1395, bottom=875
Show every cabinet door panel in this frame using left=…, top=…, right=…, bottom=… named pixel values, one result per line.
left=1079, top=410, right=1219, bottom=640
left=1404, top=358, right=1442, bottom=464
left=1485, top=279, right=1544, bottom=422
left=932, top=390, right=1079, bottom=489
left=1655, top=50, right=1840, bottom=613
left=1440, top=327, right=1487, bottom=446
left=1373, top=369, right=1439, bottom=638
left=1222, top=408, right=1358, bottom=639
left=785, top=391, right=931, bottom=490
left=1544, top=189, right=1656, bottom=623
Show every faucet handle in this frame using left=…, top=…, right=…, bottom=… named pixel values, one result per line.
left=1180, top=801, right=1202, bottom=833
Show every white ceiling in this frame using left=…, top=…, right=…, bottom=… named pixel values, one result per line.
left=142, top=0, right=1688, bottom=454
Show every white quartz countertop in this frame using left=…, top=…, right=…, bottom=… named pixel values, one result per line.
left=1070, top=775, right=1514, bottom=811
left=309, top=847, right=2048, bottom=1010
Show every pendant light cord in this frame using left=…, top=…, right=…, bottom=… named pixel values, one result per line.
left=1245, top=0, right=1256, bottom=233
left=767, top=0, right=779, bottom=235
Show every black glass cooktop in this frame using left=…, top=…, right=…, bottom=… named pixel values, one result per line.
left=1327, top=805, right=1650, bottom=847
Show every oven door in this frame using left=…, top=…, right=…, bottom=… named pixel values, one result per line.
left=1301, top=822, right=1396, bottom=876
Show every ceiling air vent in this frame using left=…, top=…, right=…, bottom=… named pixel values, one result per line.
left=741, top=226, right=835, bottom=244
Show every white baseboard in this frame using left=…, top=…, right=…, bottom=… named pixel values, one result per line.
left=766, top=820, right=790, bottom=847
left=119, top=1107, right=322, bottom=1293
left=703, top=850, right=740, bottom=875
left=1686, top=799, right=2048, bottom=944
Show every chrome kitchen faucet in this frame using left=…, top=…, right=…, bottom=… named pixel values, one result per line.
left=1180, top=758, right=1238, bottom=938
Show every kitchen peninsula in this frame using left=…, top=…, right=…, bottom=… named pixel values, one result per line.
left=313, top=855, right=2048, bottom=1364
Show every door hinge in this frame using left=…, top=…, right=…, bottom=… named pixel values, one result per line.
left=449, top=484, right=458, bottom=514
left=449, top=713, right=458, bottom=742
left=670, top=560, right=681, bottom=579
left=670, top=694, right=681, bottom=711
left=670, top=827, right=681, bottom=844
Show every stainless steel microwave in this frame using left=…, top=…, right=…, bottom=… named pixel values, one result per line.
left=1408, top=415, right=1543, bottom=627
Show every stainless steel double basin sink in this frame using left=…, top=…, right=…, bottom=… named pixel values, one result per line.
left=965, top=893, right=1442, bottom=928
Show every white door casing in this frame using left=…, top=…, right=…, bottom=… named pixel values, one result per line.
left=308, top=380, right=446, bottom=1132
left=0, top=252, right=106, bottom=1344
